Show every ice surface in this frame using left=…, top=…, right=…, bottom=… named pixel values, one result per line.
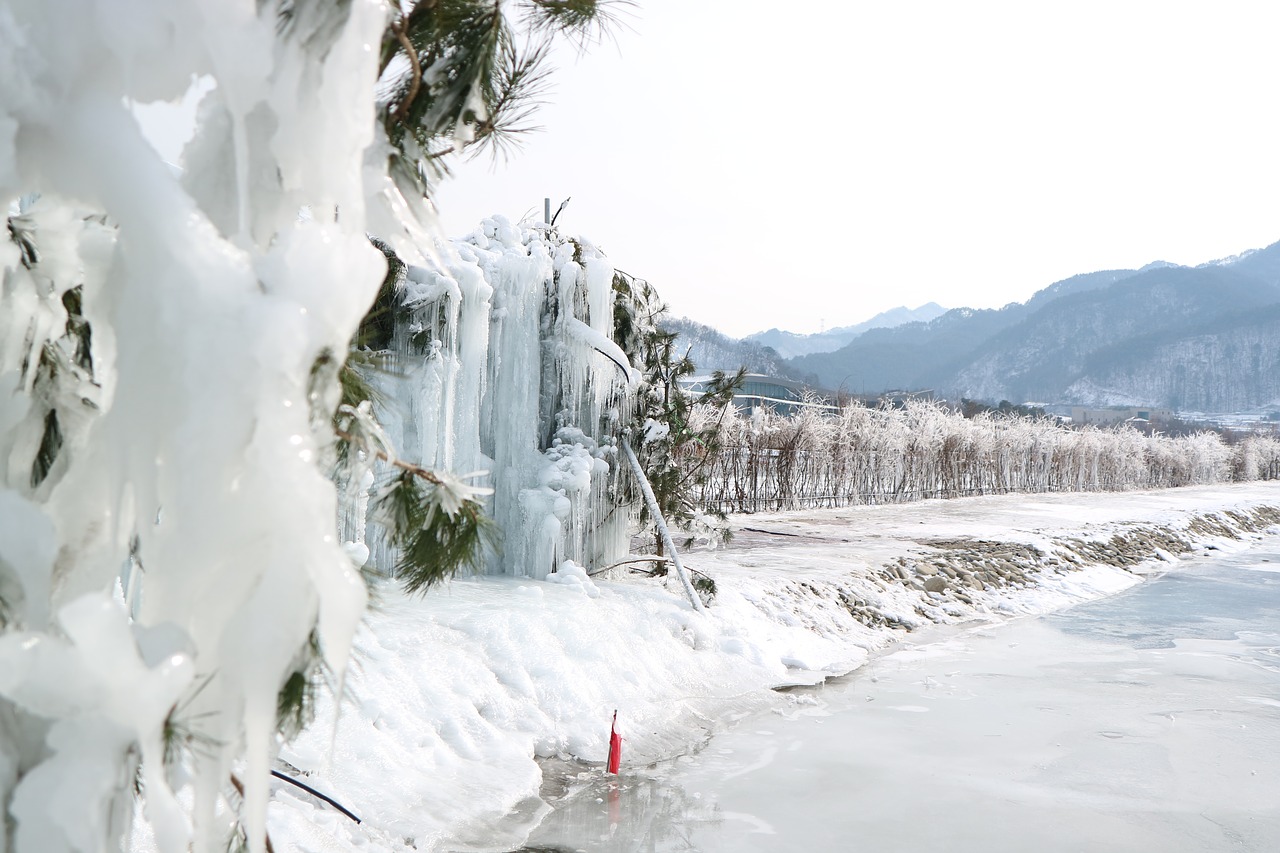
left=549, top=549, right=1280, bottom=852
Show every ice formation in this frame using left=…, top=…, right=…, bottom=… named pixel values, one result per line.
left=0, top=2, right=392, bottom=851
left=361, top=219, right=637, bottom=580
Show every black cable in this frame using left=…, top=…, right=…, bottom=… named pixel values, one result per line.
left=270, top=769, right=361, bottom=824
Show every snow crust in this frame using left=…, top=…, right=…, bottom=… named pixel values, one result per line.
left=255, top=484, right=1280, bottom=852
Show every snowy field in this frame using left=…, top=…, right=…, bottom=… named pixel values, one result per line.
left=175, top=483, right=1280, bottom=853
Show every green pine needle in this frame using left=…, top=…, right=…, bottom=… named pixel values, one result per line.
left=276, top=630, right=324, bottom=741
left=520, top=0, right=633, bottom=46
left=372, top=470, right=494, bottom=595
left=275, top=669, right=316, bottom=741
left=396, top=498, right=491, bottom=594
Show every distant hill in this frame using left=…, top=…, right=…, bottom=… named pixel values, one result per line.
left=787, top=239, right=1280, bottom=411
left=746, top=302, right=947, bottom=359
left=661, top=316, right=797, bottom=378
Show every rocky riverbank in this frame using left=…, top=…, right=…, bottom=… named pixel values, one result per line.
left=690, top=483, right=1280, bottom=645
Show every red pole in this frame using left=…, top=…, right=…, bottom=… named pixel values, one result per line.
left=607, top=710, right=622, bottom=774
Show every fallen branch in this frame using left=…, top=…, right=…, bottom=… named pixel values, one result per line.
left=587, top=556, right=717, bottom=588
left=621, top=443, right=704, bottom=613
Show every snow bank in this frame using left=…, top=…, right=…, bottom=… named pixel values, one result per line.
left=256, top=483, right=1280, bottom=852
left=276, top=576, right=851, bottom=852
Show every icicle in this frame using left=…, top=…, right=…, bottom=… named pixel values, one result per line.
left=363, top=219, right=635, bottom=580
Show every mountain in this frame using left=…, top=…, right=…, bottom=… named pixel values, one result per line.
left=790, top=239, right=1280, bottom=411
left=661, top=316, right=797, bottom=377
left=946, top=265, right=1280, bottom=404
left=746, top=302, right=947, bottom=359
left=1066, top=304, right=1280, bottom=412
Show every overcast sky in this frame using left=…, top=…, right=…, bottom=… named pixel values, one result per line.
left=435, top=0, right=1280, bottom=338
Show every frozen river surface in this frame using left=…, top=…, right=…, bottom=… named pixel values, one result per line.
left=522, top=547, right=1280, bottom=852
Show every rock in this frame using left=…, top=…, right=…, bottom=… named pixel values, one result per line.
left=923, top=576, right=948, bottom=594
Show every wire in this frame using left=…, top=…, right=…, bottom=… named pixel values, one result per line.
left=270, top=769, right=362, bottom=824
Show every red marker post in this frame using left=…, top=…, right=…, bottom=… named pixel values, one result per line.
left=607, top=710, right=622, bottom=774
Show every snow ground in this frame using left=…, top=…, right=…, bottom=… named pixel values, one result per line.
left=208, top=483, right=1280, bottom=852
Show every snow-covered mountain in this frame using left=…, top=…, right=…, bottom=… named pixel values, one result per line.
left=664, top=304, right=948, bottom=379
left=791, top=239, right=1280, bottom=410
left=745, top=302, right=947, bottom=359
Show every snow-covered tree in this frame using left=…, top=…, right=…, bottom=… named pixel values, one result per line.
left=0, top=2, right=629, bottom=852
left=689, top=400, right=1262, bottom=514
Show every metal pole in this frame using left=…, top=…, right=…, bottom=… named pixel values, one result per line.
left=544, top=197, right=551, bottom=225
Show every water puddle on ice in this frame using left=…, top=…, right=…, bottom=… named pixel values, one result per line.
left=516, top=548, right=1280, bottom=852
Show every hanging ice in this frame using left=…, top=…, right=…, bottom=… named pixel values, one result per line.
left=359, top=217, right=638, bottom=580
left=1, top=2, right=390, bottom=852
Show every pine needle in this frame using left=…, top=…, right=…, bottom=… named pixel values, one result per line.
left=372, top=470, right=495, bottom=595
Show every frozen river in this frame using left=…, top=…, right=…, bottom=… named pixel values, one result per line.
left=519, top=546, right=1280, bottom=852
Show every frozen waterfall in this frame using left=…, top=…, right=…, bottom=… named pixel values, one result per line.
left=354, top=217, right=638, bottom=580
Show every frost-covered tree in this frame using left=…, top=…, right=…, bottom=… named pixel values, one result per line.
left=612, top=270, right=744, bottom=555
left=688, top=399, right=1265, bottom=514
left=0, top=2, right=629, bottom=852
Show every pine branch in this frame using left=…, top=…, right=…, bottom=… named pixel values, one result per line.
left=391, top=14, right=422, bottom=123
left=371, top=469, right=494, bottom=595
left=468, top=36, right=554, bottom=161
left=333, top=428, right=444, bottom=485
left=228, top=774, right=276, bottom=853
left=520, top=0, right=634, bottom=48
left=276, top=630, right=323, bottom=741
left=6, top=213, right=38, bottom=268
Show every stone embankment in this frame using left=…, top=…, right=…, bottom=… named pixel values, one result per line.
left=880, top=505, right=1280, bottom=608
left=699, top=491, right=1280, bottom=644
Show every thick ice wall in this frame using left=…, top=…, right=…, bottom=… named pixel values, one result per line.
left=376, top=218, right=635, bottom=580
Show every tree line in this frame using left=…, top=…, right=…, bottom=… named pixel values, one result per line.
left=682, top=400, right=1280, bottom=513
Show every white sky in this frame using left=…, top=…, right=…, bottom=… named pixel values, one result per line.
left=435, top=0, right=1280, bottom=337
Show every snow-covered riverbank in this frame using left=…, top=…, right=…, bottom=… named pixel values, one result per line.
left=221, top=484, right=1280, bottom=853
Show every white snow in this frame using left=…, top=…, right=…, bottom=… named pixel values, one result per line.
left=246, top=483, right=1280, bottom=852
left=3, top=4, right=1279, bottom=852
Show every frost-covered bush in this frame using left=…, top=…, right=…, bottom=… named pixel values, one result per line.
left=0, top=10, right=418, bottom=853
left=0, top=3, right=394, bottom=850
left=691, top=400, right=1259, bottom=513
